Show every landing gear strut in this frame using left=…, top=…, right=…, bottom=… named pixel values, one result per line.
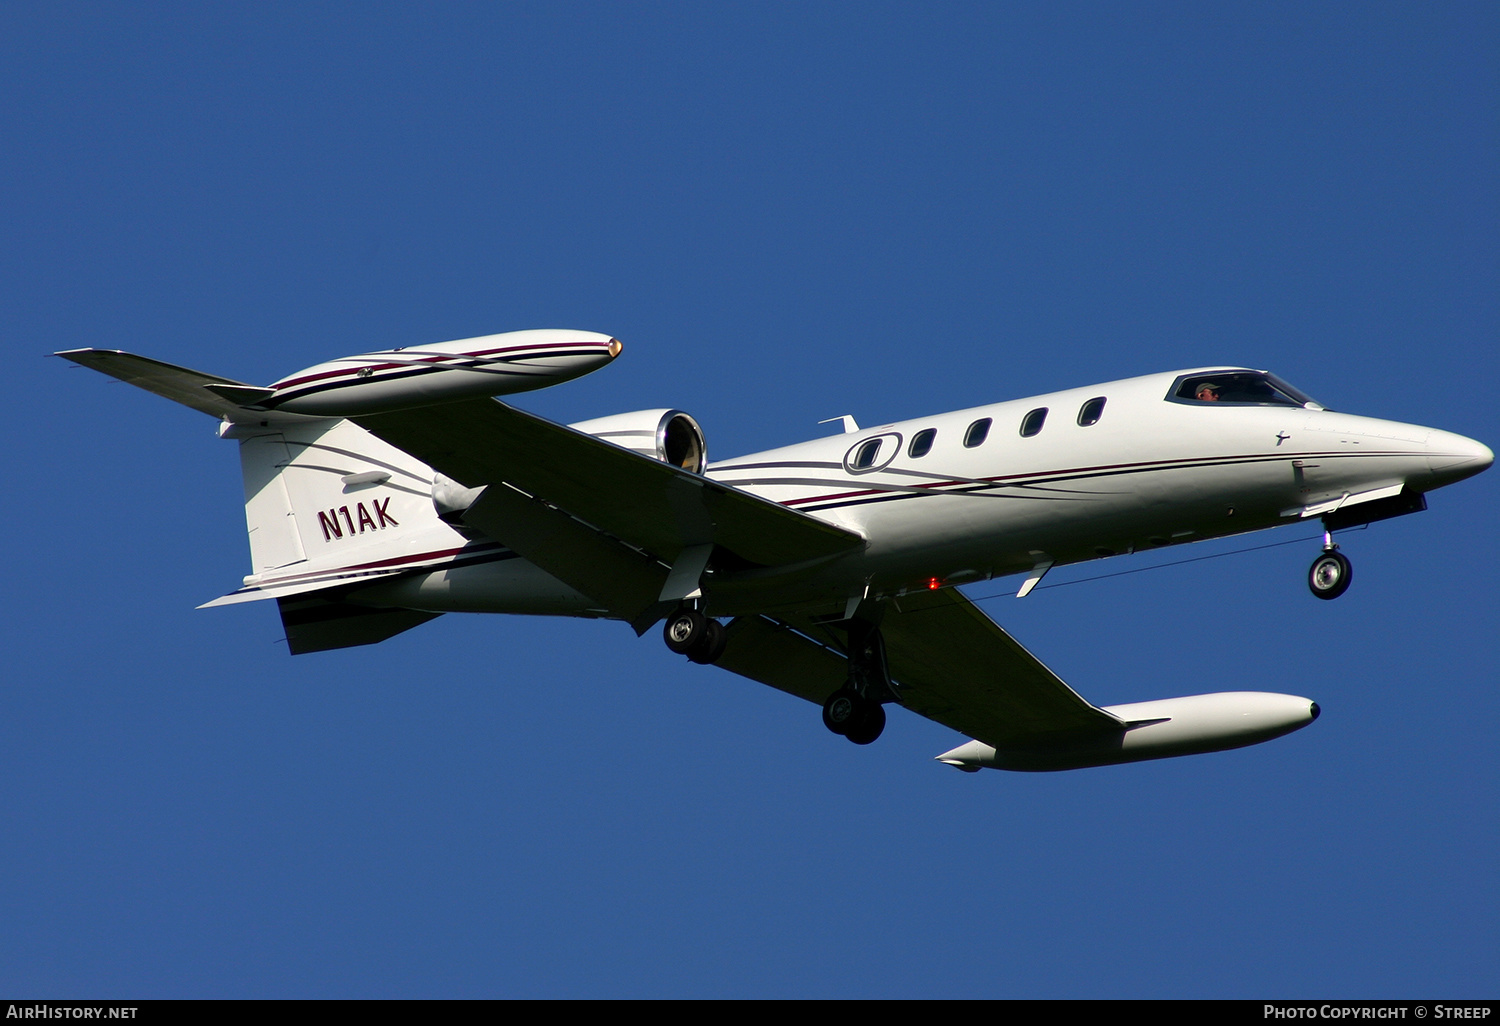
left=822, top=616, right=893, bottom=745
left=662, top=606, right=728, bottom=664
left=1308, top=530, right=1352, bottom=600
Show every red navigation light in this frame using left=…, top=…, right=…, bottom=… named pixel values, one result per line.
left=927, top=578, right=941, bottom=590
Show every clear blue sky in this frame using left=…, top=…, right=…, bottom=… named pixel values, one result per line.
left=4, top=1, right=1496, bottom=998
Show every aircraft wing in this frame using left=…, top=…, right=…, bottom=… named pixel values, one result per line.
left=354, top=399, right=865, bottom=626
left=354, top=399, right=1115, bottom=746
left=719, top=588, right=1123, bottom=748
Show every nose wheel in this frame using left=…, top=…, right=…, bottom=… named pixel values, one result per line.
left=1308, top=531, right=1352, bottom=600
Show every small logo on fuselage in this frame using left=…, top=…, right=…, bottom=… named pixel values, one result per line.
left=317, top=497, right=399, bottom=541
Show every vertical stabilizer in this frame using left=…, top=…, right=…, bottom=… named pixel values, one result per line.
left=226, top=415, right=457, bottom=577
left=237, top=432, right=309, bottom=573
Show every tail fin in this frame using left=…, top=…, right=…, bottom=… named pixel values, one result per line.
left=226, top=415, right=446, bottom=577
left=60, top=348, right=455, bottom=651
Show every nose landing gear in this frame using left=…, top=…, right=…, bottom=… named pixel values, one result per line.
left=1308, top=530, right=1352, bottom=600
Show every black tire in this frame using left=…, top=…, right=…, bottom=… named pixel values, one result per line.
left=844, top=700, right=886, bottom=746
left=1308, top=551, right=1352, bottom=600
left=822, top=688, right=861, bottom=736
left=663, top=608, right=707, bottom=654
left=687, top=618, right=728, bottom=665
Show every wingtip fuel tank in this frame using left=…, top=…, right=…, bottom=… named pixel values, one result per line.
left=935, top=691, right=1320, bottom=772
left=221, top=329, right=622, bottom=417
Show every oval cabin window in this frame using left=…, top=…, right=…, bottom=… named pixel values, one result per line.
left=1077, top=397, right=1106, bottom=427
left=1020, top=408, right=1048, bottom=437
left=909, top=428, right=936, bottom=458
left=850, top=438, right=883, bottom=469
left=964, top=419, right=991, bottom=448
left=843, top=432, right=903, bottom=474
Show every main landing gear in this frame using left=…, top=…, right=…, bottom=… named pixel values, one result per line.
left=662, top=606, right=728, bottom=664
left=1308, top=530, right=1352, bottom=601
left=823, top=688, right=886, bottom=745
left=821, top=617, right=893, bottom=746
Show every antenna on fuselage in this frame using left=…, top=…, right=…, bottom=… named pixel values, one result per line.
left=819, top=415, right=860, bottom=434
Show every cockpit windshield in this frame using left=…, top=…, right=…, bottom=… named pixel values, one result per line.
left=1169, top=372, right=1324, bottom=410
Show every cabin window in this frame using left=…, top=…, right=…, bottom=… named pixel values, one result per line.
left=1077, top=397, right=1106, bottom=427
left=850, top=438, right=883, bottom=470
left=909, top=428, right=937, bottom=458
left=964, top=418, right=991, bottom=448
left=1020, top=408, right=1048, bottom=437
left=843, top=432, right=903, bottom=474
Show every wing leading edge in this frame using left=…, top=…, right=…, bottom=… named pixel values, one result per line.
left=353, top=398, right=865, bottom=629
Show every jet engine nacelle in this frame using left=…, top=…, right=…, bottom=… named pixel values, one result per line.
left=570, top=409, right=708, bottom=474
left=208, top=329, right=622, bottom=417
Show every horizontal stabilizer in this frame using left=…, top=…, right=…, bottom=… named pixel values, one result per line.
left=202, top=383, right=277, bottom=408
left=277, top=593, right=442, bottom=655
left=55, top=349, right=254, bottom=419
left=199, top=565, right=412, bottom=608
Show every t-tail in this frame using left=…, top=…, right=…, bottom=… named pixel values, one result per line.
left=56, top=330, right=620, bottom=653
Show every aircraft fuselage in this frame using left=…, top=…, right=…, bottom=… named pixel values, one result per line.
left=359, top=366, right=1491, bottom=619
left=700, top=367, right=1489, bottom=613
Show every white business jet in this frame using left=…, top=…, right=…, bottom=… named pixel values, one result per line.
left=58, top=331, right=1491, bottom=771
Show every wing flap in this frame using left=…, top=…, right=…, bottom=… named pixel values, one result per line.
left=768, top=588, right=1122, bottom=748
left=878, top=588, right=1123, bottom=745
left=459, top=482, right=669, bottom=630
left=713, top=615, right=849, bottom=705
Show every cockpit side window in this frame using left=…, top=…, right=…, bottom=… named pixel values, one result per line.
left=1170, top=372, right=1323, bottom=409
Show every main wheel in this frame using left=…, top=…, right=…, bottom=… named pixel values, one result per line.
left=663, top=608, right=707, bottom=654
left=687, top=617, right=728, bottom=665
left=1308, top=551, right=1352, bottom=600
left=844, top=701, right=886, bottom=746
left=822, top=688, right=862, bottom=736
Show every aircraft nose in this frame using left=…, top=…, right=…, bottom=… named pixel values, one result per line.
left=1427, top=429, right=1493, bottom=486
